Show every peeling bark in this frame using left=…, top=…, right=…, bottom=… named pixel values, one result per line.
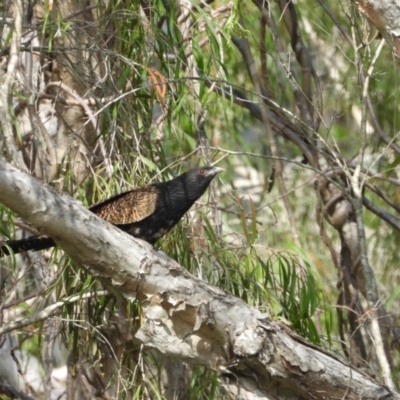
left=356, top=0, right=400, bottom=57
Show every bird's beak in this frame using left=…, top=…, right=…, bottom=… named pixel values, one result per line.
left=210, top=166, right=224, bottom=176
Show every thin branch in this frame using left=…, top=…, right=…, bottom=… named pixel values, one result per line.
left=231, top=34, right=305, bottom=259
left=0, top=291, right=108, bottom=336
left=0, top=383, right=34, bottom=400
left=352, top=30, right=395, bottom=390
left=45, top=81, right=113, bottom=177
left=362, top=197, right=400, bottom=233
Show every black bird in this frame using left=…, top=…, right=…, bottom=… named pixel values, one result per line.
left=0, top=166, right=223, bottom=257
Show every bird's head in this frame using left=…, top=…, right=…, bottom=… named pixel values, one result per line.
left=178, top=165, right=224, bottom=201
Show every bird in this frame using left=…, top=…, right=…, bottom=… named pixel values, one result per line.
left=0, top=165, right=223, bottom=257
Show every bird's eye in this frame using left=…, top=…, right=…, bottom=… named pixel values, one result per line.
left=199, top=169, right=206, bottom=175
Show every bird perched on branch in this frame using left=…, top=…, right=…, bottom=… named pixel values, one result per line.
left=0, top=166, right=223, bottom=257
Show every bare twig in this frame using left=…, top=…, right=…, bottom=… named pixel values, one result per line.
left=352, top=31, right=396, bottom=390
left=231, top=33, right=305, bottom=261
left=0, top=291, right=108, bottom=336
left=45, top=81, right=113, bottom=177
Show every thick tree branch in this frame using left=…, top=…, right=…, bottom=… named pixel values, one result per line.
left=0, top=160, right=395, bottom=400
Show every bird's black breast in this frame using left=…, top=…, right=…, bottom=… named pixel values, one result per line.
left=118, top=181, right=195, bottom=244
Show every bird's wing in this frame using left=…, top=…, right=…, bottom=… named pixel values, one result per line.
left=89, top=187, right=159, bottom=224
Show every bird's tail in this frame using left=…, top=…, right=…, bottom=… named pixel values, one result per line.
left=0, top=236, right=56, bottom=257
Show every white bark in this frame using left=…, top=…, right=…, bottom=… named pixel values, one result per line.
left=356, top=0, right=400, bottom=57
left=0, top=160, right=396, bottom=400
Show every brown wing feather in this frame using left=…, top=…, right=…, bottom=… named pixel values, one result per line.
left=90, top=187, right=159, bottom=225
